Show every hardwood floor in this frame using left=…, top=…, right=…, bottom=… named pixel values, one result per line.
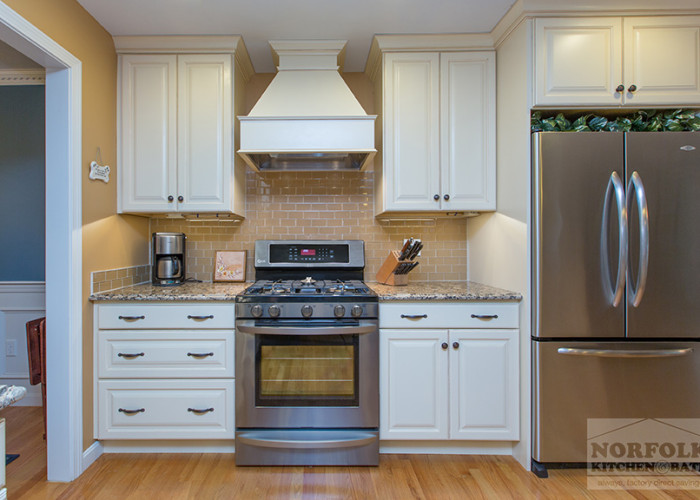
left=3, top=406, right=700, bottom=499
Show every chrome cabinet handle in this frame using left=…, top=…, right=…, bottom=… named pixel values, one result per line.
left=400, top=314, right=427, bottom=319
left=118, top=315, right=145, bottom=321
left=187, top=315, right=214, bottom=320
left=601, top=171, right=628, bottom=308
left=118, top=408, right=145, bottom=415
left=627, top=171, right=649, bottom=307
left=557, top=347, right=692, bottom=358
left=188, top=407, right=214, bottom=414
left=117, top=352, right=145, bottom=358
left=187, top=352, right=214, bottom=358
left=471, top=314, right=498, bottom=319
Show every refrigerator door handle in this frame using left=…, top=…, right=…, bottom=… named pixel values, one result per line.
left=557, top=347, right=693, bottom=358
left=601, top=171, right=627, bottom=307
left=627, top=171, right=650, bottom=307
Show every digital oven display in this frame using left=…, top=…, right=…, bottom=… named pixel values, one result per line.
left=269, top=244, right=349, bottom=263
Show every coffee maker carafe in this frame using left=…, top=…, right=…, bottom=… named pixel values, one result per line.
left=152, top=232, right=186, bottom=286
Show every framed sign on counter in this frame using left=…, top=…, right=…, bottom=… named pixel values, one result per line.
left=213, top=250, right=246, bottom=282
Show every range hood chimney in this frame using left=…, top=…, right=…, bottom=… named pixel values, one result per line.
left=238, top=40, right=377, bottom=171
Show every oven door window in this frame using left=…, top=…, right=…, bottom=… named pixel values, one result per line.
left=256, top=333, right=359, bottom=407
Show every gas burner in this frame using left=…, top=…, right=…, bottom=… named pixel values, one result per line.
left=292, top=278, right=326, bottom=294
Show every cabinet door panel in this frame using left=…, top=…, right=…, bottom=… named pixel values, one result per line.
left=440, top=52, right=495, bottom=211
left=379, top=330, right=448, bottom=439
left=535, top=18, right=622, bottom=106
left=624, top=17, right=700, bottom=105
left=383, top=53, right=440, bottom=211
left=177, top=54, right=232, bottom=212
left=449, top=329, right=518, bottom=440
left=119, top=55, right=177, bottom=212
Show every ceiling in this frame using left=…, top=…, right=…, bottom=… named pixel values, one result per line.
left=76, top=0, right=517, bottom=73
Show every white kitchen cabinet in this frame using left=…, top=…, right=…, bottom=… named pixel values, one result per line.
left=117, top=36, right=250, bottom=216
left=380, top=330, right=449, bottom=439
left=535, top=16, right=700, bottom=106
left=379, top=302, right=519, bottom=441
left=94, top=302, right=235, bottom=440
left=369, top=42, right=496, bottom=215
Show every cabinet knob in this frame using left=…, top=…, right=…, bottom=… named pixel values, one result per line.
left=441, top=342, right=448, bottom=350
left=615, top=84, right=624, bottom=93
left=443, top=194, right=450, bottom=201
left=178, top=195, right=184, bottom=202
left=168, top=195, right=174, bottom=202
left=434, top=194, right=440, bottom=201
left=628, top=84, right=637, bottom=93
left=452, top=342, right=460, bottom=349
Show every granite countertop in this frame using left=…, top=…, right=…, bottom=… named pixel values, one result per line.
left=90, top=281, right=521, bottom=302
left=369, top=281, right=521, bottom=301
left=89, top=282, right=250, bottom=301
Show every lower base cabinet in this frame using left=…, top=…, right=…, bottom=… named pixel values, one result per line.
left=379, top=303, right=519, bottom=442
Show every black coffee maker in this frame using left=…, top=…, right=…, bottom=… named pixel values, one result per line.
left=152, top=232, right=186, bottom=286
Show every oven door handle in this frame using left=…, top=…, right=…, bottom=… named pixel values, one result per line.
left=236, top=321, right=376, bottom=336
left=237, top=431, right=377, bottom=449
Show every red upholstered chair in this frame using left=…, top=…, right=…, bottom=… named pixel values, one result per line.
left=25, top=317, right=46, bottom=439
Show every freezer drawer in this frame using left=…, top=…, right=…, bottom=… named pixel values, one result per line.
left=532, top=340, right=700, bottom=463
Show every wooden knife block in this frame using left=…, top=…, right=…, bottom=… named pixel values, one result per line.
left=375, top=250, right=409, bottom=286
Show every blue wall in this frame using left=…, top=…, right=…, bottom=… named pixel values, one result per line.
left=0, top=85, right=45, bottom=281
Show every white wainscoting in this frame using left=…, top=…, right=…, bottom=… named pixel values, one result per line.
left=0, top=282, right=45, bottom=406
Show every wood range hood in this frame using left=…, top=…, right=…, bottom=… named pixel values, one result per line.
left=237, top=40, right=377, bottom=172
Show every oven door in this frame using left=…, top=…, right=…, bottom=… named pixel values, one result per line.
left=235, top=319, right=378, bottom=429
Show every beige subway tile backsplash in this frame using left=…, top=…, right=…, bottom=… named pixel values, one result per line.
left=151, top=171, right=468, bottom=283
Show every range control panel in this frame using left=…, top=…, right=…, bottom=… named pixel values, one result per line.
left=269, top=244, right=350, bottom=264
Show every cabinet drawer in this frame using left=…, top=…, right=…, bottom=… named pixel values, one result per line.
left=379, top=302, right=518, bottom=329
left=97, top=379, right=234, bottom=439
left=98, top=303, right=234, bottom=329
left=98, top=330, right=233, bottom=378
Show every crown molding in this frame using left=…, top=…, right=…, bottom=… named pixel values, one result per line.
left=0, top=68, right=45, bottom=85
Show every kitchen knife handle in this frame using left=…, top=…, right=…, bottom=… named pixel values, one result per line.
left=401, top=314, right=427, bottom=319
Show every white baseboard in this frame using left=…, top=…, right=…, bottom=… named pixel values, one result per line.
left=82, top=440, right=103, bottom=472
left=102, top=440, right=236, bottom=453
left=379, top=440, right=515, bottom=455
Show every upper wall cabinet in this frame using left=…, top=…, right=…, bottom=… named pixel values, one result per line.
left=116, top=37, right=253, bottom=216
left=535, top=17, right=700, bottom=107
left=367, top=36, right=496, bottom=216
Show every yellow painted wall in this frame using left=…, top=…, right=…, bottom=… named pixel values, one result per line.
left=1, top=0, right=150, bottom=450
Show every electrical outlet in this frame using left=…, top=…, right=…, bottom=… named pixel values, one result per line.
left=6, top=339, right=17, bottom=357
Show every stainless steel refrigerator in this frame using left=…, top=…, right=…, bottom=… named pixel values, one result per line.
left=531, top=132, right=700, bottom=477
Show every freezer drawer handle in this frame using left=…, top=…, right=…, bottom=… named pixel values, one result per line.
left=601, top=171, right=627, bottom=308
left=471, top=314, right=498, bottom=320
left=237, top=432, right=377, bottom=450
left=400, top=314, right=428, bottom=319
left=557, top=347, right=693, bottom=358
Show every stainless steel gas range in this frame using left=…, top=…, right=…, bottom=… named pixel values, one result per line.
left=234, top=240, right=379, bottom=466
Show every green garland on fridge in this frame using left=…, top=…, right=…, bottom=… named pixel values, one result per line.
left=531, top=109, right=700, bottom=132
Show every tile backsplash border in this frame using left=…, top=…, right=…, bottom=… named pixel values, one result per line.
left=91, top=264, right=150, bottom=294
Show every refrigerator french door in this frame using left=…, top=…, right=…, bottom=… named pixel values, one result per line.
left=531, top=132, right=700, bottom=476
